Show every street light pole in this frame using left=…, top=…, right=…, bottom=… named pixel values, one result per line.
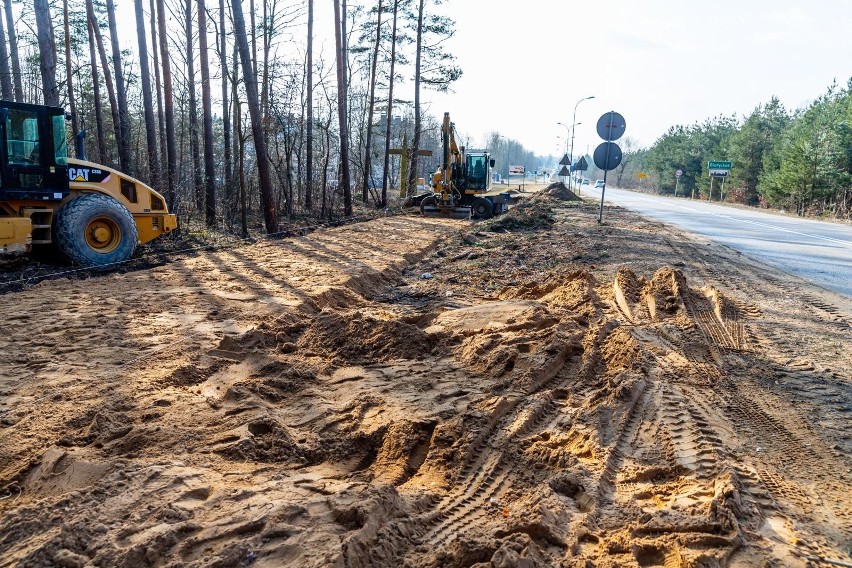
left=556, top=122, right=570, bottom=184
left=499, top=135, right=509, bottom=186
left=568, top=95, right=595, bottom=191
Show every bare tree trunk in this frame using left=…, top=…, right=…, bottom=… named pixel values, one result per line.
left=198, top=0, right=216, bottom=226
left=0, top=9, right=13, bottom=100
left=321, top=119, right=332, bottom=219
left=381, top=0, right=399, bottom=207
left=305, top=0, right=313, bottom=210
left=87, top=17, right=107, bottom=163
left=238, top=108, right=247, bottom=237
left=333, top=0, right=352, bottom=216
left=232, top=0, right=278, bottom=233
left=362, top=0, right=382, bottom=204
left=218, top=0, right=232, bottom=224
left=260, top=0, right=269, bottom=120
left=34, top=0, right=59, bottom=106
left=231, top=42, right=240, bottom=215
left=250, top=0, right=256, bottom=76
left=87, top=0, right=121, bottom=167
left=4, top=0, right=21, bottom=101
left=63, top=0, right=79, bottom=141
left=106, top=0, right=131, bottom=173
left=135, top=0, right=161, bottom=190
left=407, top=0, right=426, bottom=195
left=150, top=0, right=167, bottom=186
left=157, top=0, right=178, bottom=206
left=185, top=0, right=203, bottom=210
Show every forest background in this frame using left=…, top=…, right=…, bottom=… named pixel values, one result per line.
left=8, top=0, right=852, bottom=237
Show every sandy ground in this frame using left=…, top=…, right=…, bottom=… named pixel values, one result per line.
left=1, top=184, right=851, bottom=567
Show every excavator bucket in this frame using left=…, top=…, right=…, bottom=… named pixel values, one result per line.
left=422, top=203, right=472, bottom=219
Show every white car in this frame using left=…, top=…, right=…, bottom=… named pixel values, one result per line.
left=594, top=180, right=604, bottom=188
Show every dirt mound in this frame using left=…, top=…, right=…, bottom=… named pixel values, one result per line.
left=533, top=181, right=582, bottom=202
left=297, top=308, right=442, bottom=364
left=485, top=200, right=555, bottom=232
left=214, top=416, right=307, bottom=464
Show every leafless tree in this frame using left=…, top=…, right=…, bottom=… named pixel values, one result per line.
left=333, top=0, right=352, bottom=216
left=361, top=0, right=382, bottom=204
left=305, top=0, right=314, bottom=210
left=185, top=0, right=203, bottom=209
left=198, top=0, right=216, bottom=226
left=218, top=0, right=233, bottom=221
left=106, top=0, right=132, bottom=173
left=86, top=15, right=107, bottom=163
left=135, top=0, right=162, bottom=191
left=381, top=0, right=400, bottom=207
left=63, top=0, right=79, bottom=141
left=232, top=0, right=278, bottom=233
left=0, top=8, right=13, bottom=100
left=157, top=0, right=178, bottom=206
left=34, top=0, right=59, bottom=106
left=4, top=0, right=22, bottom=101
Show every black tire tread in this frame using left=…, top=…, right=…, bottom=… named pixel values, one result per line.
left=54, top=194, right=138, bottom=267
left=472, top=197, right=493, bottom=220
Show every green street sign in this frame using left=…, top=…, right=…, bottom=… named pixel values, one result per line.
left=708, top=160, right=732, bottom=170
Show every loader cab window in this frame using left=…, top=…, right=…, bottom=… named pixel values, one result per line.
left=52, top=114, right=67, bottom=165
left=5, top=109, right=40, bottom=165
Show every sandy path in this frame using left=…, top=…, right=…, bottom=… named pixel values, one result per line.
left=1, top=189, right=850, bottom=567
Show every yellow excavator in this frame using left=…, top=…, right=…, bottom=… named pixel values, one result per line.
left=0, top=101, right=176, bottom=267
left=420, top=112, right=510, bottom=219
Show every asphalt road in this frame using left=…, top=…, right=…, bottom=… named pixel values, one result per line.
left=583, top=185, right=852, bottom=298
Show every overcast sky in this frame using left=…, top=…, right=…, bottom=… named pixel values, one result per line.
left=116, top=0, right=852, bottom=160
left=418, top=0, right=852, bottom=158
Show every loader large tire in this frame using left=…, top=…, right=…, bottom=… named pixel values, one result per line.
left=472, top=197, right=494, bottom=219
left=54, top=193, right=138, bottom=267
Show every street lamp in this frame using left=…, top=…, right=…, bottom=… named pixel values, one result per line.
left=556, top=122, right=570, bottom=151
left=568, top=96, right=594, bottom=190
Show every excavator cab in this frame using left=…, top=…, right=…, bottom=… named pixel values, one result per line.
left=463, top=152, right=493, bottom=192
left=0, top=102, right=69, bottom=201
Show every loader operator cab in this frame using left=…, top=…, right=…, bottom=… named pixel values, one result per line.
left=0, top=102, right=69, bottom=201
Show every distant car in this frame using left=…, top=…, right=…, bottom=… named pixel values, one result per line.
left=594, top=180, right=604, bottom=188
left=582, top=179, right=590, bottom=185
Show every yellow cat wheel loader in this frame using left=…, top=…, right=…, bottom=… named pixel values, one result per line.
left=0, top=100, right=176, bottom=267
left=420, top=112, right=510, bottom=220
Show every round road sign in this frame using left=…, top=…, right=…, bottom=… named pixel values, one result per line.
left=593, top=142, right=622, bottom=171
left=596, top=111, right=626, bottom=141
left=676, top=169, right=683, bottom=178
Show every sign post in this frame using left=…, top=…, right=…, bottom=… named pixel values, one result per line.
left=594, top=111, right=626, bottom=223
left=675, top=168, right=682, bottom=197
left=558, top=154, right=570, bottom=185
left=707, top=161, right=732, bottom=202
left=509, top=165, right=525, bottom=190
